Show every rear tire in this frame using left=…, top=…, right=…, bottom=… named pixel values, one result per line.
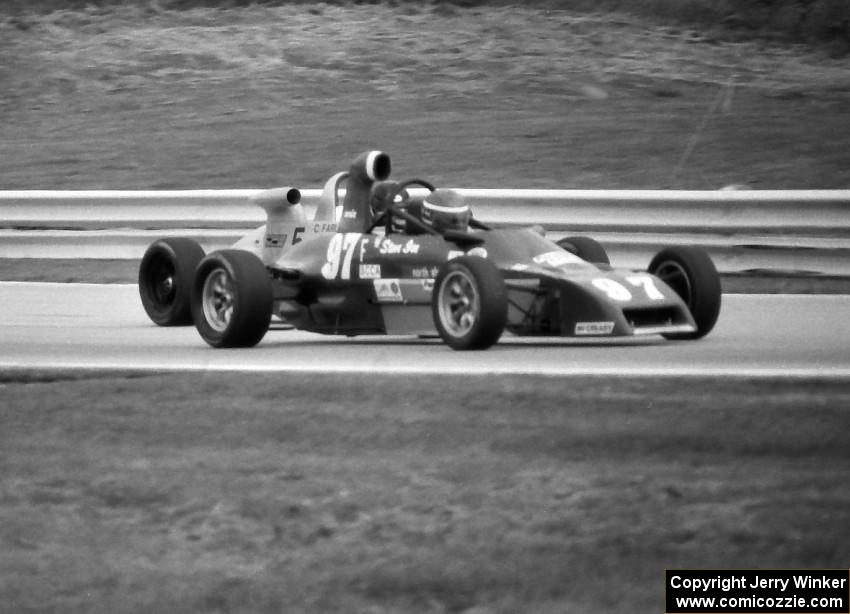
left=557, top=236, right=610, bottom=265
left=432, top=256, right=507, bottom=350
left=191, top=250, right=272, bottom=348
left=138, top=238, right=205, bottom=326
left=648, top=246, right=721, bottom=340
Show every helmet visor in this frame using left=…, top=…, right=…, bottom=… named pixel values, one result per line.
left=422, top=199, right=471, bottom=231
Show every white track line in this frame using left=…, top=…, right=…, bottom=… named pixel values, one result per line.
left=1, top=361, right=848, bottom=379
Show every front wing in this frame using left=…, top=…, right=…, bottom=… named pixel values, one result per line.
left=503, top=269, right=697, bottom=338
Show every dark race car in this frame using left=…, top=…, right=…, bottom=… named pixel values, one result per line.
left=139, top=150, right=721, bottom=350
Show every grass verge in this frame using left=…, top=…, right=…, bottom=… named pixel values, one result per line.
left=1, top=373, right=849, bottom=613
left=3, top=0, right=849, bottom=55
left=2, top=4, right=849, bottom=191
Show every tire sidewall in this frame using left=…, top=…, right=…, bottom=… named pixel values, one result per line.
left=191, top=250, right=272, bottom=348
left=649, top=246, right=721, bottom=339
left=138, top=238, right=205, bottom=326
left=432, top=256, right=507, bottom=350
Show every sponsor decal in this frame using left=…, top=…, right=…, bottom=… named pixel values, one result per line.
left=448, top=248, right=488, bottom=260
left=410, top=266, right=439, bottom=279
left=422, top=280, right=435, bottom=292
left=373, top=279, right=404, bottom=303
left=534, top=250, right=583, bottom=267
left=314, top=222, right=337, bottom=233
left=376, top=237, right=421, bottom=255
left=575, top=321, right=616, bottom=335
left=358, top=264, right=382, bottom=279
left=265, top=233, right=286, bottom=247
left=343, top=210, right=358, bottom=219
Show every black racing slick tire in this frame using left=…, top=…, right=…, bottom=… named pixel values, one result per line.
left=191, top=250, right=273, bottom=348
left=432, top=256, right=507, bottom=351
left=557, top=236, right=610, bottom=265
left=138, top=237, right=205, bottom=326
left=648, top=246, right=721, bottom=340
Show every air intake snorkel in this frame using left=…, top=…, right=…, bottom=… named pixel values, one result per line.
left=337, top=150, right=391, bottom=233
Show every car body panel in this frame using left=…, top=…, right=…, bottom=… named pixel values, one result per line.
left=257, top=224, right=696, bottom=338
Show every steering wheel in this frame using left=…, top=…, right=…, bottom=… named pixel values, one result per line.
left=388, top=178, right=435, bottom=204
left=368, top=178, right=436, bottom=233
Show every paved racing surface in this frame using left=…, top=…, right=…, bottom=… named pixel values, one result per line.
left=1, top=282, right=849, bottom=378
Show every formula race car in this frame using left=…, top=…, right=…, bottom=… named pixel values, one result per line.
left=138, top=150, right=721, bottom=350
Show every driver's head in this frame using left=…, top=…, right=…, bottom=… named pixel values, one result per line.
left=421, top=189, right=471, bottom=232
left=370, top=181, right=408, bottom=216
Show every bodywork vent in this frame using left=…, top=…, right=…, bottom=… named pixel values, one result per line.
left=622, top=306, right=683, bottom=329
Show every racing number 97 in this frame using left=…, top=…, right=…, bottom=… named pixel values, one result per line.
left=322, top=233, right=360, bottom=280
left=592, top=275, right=665, bottom=301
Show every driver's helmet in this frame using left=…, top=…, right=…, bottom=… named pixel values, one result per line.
left=421, top=189, right=471, bottom=232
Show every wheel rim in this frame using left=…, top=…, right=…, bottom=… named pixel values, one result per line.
left=437, top=269, right=479, bottom=337
left=149, top=257, right=176, bottom=307
left=655, top=260, right=693, bottom=308
left=202, top=267, right=235, bottom=332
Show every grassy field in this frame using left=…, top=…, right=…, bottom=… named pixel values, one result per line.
left=2, top=373, right=849, bottom=613
left=3, top=0, right=849, bottom=54
left=1, top=3, right=849, bottom=191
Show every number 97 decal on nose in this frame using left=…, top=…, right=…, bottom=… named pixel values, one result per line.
left=592, top=275, right=665, bottom=301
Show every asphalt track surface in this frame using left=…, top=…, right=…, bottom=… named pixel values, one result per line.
left=1, top=282, right=849, bottom=378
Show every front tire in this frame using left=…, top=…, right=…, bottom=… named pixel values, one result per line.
left=648, top=246, right=721, bottom=340
left=191, top=250, right=272, bottom=348
left=432, top=256, right=507, bottom=350
left=138, top=238, right=205, bottom=326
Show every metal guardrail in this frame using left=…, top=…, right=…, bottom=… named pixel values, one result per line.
left=1, top=189, right=848, bottom=275
left=2, top=188, right=850, bottom=232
